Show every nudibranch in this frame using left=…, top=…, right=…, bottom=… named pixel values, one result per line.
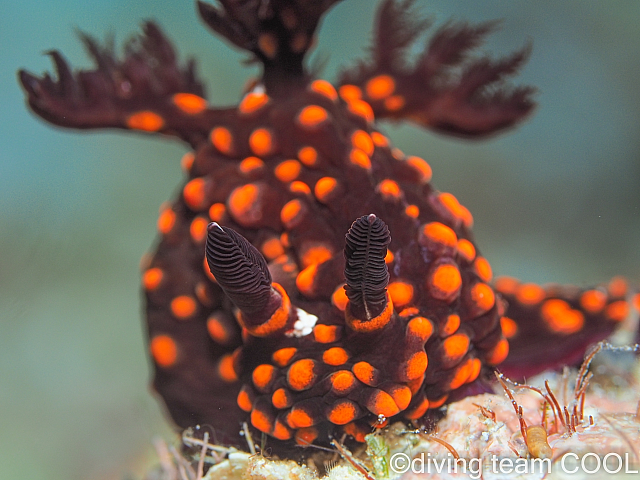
left=19, top=0, right=638, bottom=453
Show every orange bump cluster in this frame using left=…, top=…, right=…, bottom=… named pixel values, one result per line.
left=351, top=130, right=374, bottom=155
left=541, top=299, right=584, bottom=334
left=438, top=192, right=473, bottom=228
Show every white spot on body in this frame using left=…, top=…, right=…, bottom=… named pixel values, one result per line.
left=286, top=308, right=318, bottom=337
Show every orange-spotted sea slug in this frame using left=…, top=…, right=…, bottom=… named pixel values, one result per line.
left=19, top=0, right=637, bottom=455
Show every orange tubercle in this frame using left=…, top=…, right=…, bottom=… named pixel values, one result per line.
left=330, top=370, right=356, bottom=394
left=280, top=199, right=305, bottom=228
left=126, top=110, right=164, bottom=131
left=349, top=148, right=371, bottom=170
left=606, top=300, right=629, bottom=322
left=309, top=79, right=338, bottom=101
left=238, top=156, right=264, bottom=175
left=338, top=84, right=362, bottom=101
left=470, top=282, right=496, bottom=315
left=377, top=179, right=402, bottom=199
left=287, top=358, right=317, bottom=391
left=210, top=126, right=234, bottom=155
left=422, top=222, right=457, bottom=248
left=296, top=263, right=318, bottom=296
left=327, top=400, right=358, bottom=425
left=238, top=91, right=269, bottom=114
left=217, top=353, right=238, bottom=382
left=406, top=156, right=432, bottom=183
left=352, top=361, right=379, bottom=386
left=272, top=347, right=297, bottom=367
left=442, top=334, right=470, bottom=363
left=272, top=420, right=292, bottom=440
left=371, top=131, right=389, bottom=147
left=249, top=128, right=274, bottom=156
left=228, top=183, right=261, bottom=226
left=402, top=351, right=428, bottom=381
left=295, top=427, right=318, bottom=445
left=407, top=317, right=433, bottom=343
left=322, top=347, right=349, bottom=366
left=150, top=335, right=178, bottom=367
left=271, top=388, right=291, bottom=409
left=515, top=283, right=545, bottom=306
left=236, top=387, right=253, bottom=412
left=500, top=316, right=518, bottom=339
left=313, top=323, right=342, bottom=343
left=487, top=338, right=509, bottom=366
left=206, top=315, right=231, bottom=344
left=384, top=94, right=405, bottom=111
left=261, top=237, right=285, bottom=260
left=170, top=295, right=197, bottom=320
left=351, top=130, right=374, bottom=155
left=250, top=407, right=273, bottom=434
left=366, top=390, right=400, bottom=417
left=300, top=244, right=333, bottom=268
left=441, top=314, right=461, bottom=336
left=365, top=74, right=395, bottom=100
left=314, top=177, right=338, bottom=203
left=298, top=146, right=318, bottom=166
left=172, top=93, right=207, bottom=114
left=208, top=203, right=226, bottom=222
left=297, top=105, right=329, bottom=129
left=157, top=207, right=176, bottom=235
left=456, top=239, right=476, bottom=263
left=388, top=281, right=414, bottom=308
left=347, top=99, right=374, bottom=123
left=580, top=289, right=606, bottom=313
left=189, top=217, right=209, bottom=243
left=474, top=257, right=493, bottom=282
left=274, top=159, right=301, bottom=182
left=143, top=268, right=163, bottom=291
left=252, top=364, right=276, bottom=391
left=541, top=299, right=584, bottom=334
left=428, top=263, right=462, bottom=302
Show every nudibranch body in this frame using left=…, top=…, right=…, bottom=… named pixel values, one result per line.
left=19, top=0, right=637, bottom=452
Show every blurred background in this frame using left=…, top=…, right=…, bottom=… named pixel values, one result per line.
left=2, top=1, right=639, bottom=479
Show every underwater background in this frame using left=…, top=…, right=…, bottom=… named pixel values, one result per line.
left=2, top=1, right=640, bottom=479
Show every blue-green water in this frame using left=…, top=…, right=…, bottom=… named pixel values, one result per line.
left=2, top=1, right=640, bottom=479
